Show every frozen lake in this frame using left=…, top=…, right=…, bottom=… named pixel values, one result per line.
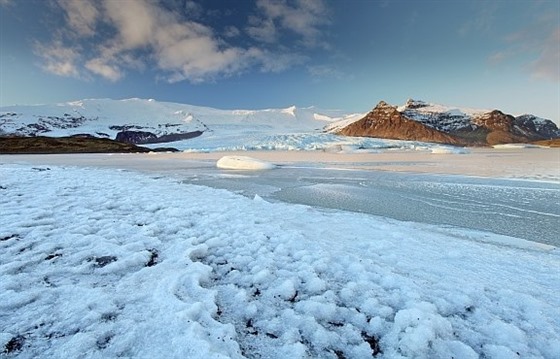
left=2, top=149, right=558, bottom=246
left=184, top=165, right=560, bottom=247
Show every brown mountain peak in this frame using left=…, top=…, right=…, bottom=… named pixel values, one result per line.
left=338, top=101, right=461, bottom=145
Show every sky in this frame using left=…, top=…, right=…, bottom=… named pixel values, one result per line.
left=0, top=0, right=559, bottom=122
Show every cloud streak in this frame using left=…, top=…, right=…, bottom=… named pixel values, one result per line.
left=529, top=27, right=560, bottom=82
left=248, top=0, right=330, bottom=47
left=34, top=40, right=81, bottom=78
left=36, top=0, right=330, bottom=83
left=57, top=0, right=99, bottom=37
left=486, top=6, right=559, bottom=83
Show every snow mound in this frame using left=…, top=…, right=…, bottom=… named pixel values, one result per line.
left=216, top=156, right=276, bottom=170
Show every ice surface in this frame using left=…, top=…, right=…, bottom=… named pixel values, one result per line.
left=1, top=164, right=558, bottom=358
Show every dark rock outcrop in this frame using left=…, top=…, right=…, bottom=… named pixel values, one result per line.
left=115, top=130, right=203, bottom=144
left=115, top=131, right=158, bottom=144
left=514, top=115, right=560, bottom=139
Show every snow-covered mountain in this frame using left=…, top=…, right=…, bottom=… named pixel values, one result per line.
left=338, top=99, right=560, bottom=146
left=397, top=99, right=559, bottom=137
left=0, top=98, right=360, bottom=144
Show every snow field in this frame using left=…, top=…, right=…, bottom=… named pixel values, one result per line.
left=1, top=165, right=559, bottom=358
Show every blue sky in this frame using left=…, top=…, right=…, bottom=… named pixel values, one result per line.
left=0, top=0, right=558, bottom=122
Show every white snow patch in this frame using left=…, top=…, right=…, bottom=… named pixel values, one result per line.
left=323, top=113, right=367, bottom=133
left=216, top=156, right=276, bottom=170
left=397, top=100, right=490, bottom=117
left=281, top=106, right=297, bottom=117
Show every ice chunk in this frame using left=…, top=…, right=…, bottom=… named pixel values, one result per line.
left=216, top=156, right=276, bottom=170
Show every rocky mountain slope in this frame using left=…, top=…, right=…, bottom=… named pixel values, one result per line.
left=337, top=99, right=559, bottom=146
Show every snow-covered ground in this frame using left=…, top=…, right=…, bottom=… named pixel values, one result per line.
left=1, top=163, right=559, bottom=358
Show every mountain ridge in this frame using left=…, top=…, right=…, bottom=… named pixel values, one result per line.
left=337, top=99, right=559, bottom=146
left=1, top=98, right=558, bottom=148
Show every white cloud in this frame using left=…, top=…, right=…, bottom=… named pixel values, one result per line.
left=85, top=58, right=122, bottom=81
left=0, top=0, right=12, bottom=6
left=249, top=48, right=306, bottom=72
left=34, top=41, right=81, bottom=78
left=307, top=64, right=346, bottom=80
left=223, top=26, right=241, bottom=38
left=102, top=0, right=157, bottom=49
left=249, top=0, right=330, bottom=47
left=529, top=27, right=560, bottom=82
left=57, top=0, right=100, bottom=36
left=484, top=6, right=559, bottom=84
left=37, top=0, right=332, bottom=83
left=487, top=51, right=508, bottom=65
left=247, top=16, right=277, bottom=43
left=184, top=0, right=203, bottom=19
left=458, top=2, right=498, bottom=37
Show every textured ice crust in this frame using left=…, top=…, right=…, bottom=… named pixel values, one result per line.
left=0, top=165, right=558, bottom=358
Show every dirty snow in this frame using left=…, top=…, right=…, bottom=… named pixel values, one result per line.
left=1, top=164, right=559, bottom=358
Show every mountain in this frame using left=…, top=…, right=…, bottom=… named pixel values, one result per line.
left=0, top=98, right=358, bottom=146
left=2, top=98, right=558, bottom=150
left=336, top=101, right=461, bottom=145
left=337, top=99, right=560, bottom=146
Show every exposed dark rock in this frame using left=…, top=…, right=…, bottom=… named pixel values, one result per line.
left=96, top=334, right=113, bottom=349
left=362, top=332, right=382, bottom=356
left=115, top=130, right=203, bottom=144
left=92, top=256, right=118, bottom=268
left=515, top=115, right=560, bottom=139
left=3, top=335, right=25, bottom=354
left=149, top=147, right=180, bottom=153
left=0, top=234, right=19, bottom=241
left=156, top=131, right=203, bottom=143
left=45, top=253, right=62, bottom=261
left=145, top=249, right=159, bottom=267
left=101, top=313, right=118, bottom=322
left=115, top=130, right=158, bottom=144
